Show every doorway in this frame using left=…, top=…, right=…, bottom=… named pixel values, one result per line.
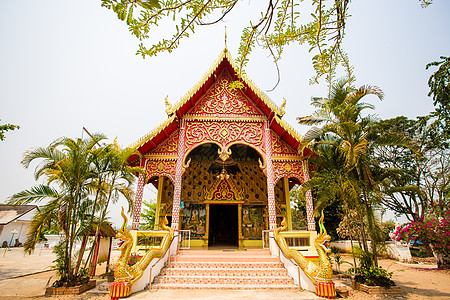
left=208, top=204, right=238, bottom=248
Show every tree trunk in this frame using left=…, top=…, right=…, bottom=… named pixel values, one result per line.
left=431, top=246, right=450, bottom=269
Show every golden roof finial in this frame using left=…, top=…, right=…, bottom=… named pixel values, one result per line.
left=224, top=26, right=227, bottom=50
left=164, top=95, right=173, bottom=116
left=279, top=97, right=287, bottom=117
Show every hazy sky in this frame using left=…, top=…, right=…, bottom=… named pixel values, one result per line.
left=1, top=1, right=449, bottom=226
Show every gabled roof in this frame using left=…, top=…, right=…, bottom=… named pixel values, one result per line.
left=128, top=48, right=307, bottom=163
left=0, top=205, right=38, bottom=225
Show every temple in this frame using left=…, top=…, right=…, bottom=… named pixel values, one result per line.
left=127, top=48, right=316, bottom=248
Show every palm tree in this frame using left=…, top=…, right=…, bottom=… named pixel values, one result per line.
left=7, top=134, right=141, bottom=285
left=8, top=135, right=105, bottom=283
left=84, top=142, right=141, bottom=275
left=298, top=78, right=412, bottom=266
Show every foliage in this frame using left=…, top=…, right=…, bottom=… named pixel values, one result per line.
left=337, top=210, right=366, bottom=241
left=350, top=246, right=395, bottom=287
left=51, top=241, right=90, bottom=287
left=7, top=134, right=142, bottom=285
left=291, top=182, right=343, bottom=238
left=139, top=199, right=156, bottom=230
left=100, top=0, right=354, bottom=86
left=392, top=211, right=450, bottom=268
left=297, top=78, right=415, bottom=269
left=0, top=119, right=19, bottom=141
left=353, top=265, right=395, bottom=287
left=426, top=56, right=450, bottom=136
left=381, top=220, right=396, bottom=241
left=370, top=116, right=449, bottom=222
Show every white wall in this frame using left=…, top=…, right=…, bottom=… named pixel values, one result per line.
left=0, top=221, right=28, bottom=247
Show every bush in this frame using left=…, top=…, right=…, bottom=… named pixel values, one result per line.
left=349, top=246, right=395, bottom=287
left=353, top=265, right=395, bottom=287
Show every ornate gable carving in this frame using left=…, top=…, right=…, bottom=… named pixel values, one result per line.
left=271, top=130, right=298, bottom=156
left=188, top=69, right=263, bottom=117
left=204, top=169, right=244, bottom=203
left=149, top=130, right=179, bottom=156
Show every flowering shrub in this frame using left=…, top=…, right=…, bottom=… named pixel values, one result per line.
left=392, top=211, right=450, bottom=257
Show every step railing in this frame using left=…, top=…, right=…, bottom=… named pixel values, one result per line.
left=178, top=230, right=191, bottom=249
left=147, top=233, right=179, bottom=291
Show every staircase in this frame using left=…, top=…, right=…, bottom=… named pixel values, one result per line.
left=152, top=249, right=298, bottom=289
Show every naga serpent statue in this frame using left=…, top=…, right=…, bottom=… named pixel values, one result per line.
left=110, top=207, right=174, bottom=300
left=274, top=212, right=336, bottom=299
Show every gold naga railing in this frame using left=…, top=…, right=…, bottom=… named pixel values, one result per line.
left=273, top=214, right=336, bottom=299
left=110, top=208, right=175, bottom=300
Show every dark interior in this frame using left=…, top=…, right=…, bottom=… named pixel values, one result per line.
left=208, top=204, right=238, bottom=248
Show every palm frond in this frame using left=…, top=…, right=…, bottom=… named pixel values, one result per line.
left=7, top=185, right=60, bottom=205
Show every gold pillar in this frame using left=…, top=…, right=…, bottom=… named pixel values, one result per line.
left=154, top=177, right=164, bottom=229
left=238, top=204, right=243, bottom=247
left=205, top=204, right=210, bottom=242
left=283, top=177, right=292, bottom=230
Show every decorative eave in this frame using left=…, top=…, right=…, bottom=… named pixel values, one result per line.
left=130, top=115, right=176, bottom=150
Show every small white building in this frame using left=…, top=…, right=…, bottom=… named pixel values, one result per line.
left=0, top=204, right=38, bottom=247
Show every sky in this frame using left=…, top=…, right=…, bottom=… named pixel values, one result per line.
left=1, top=0, right=449, bottom=226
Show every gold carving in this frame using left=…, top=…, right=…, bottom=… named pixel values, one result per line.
left=150, top=130, right=179, bottom=155
left=218, top=148, right=232, bottom=161
left=112, top=208, right=174, bottom=297
left=189, top=69, right=262, bottom=116
left=185, top=121, right=263, bottom=149
left=164, top=96, right=174, bottom=116
left=146, top=160, right=176, bottom=180
left=274, top=214, right=333, bottom=283
left=279, top=98, right=286, bottom=117
left=204, top=169, right=244, bottom=202
left=272, top=130, right=298, bottom=156
left=273, top=161, right=304, bottom=183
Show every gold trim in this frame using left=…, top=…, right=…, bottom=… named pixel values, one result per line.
left=272, top=156, right=304, bottom=162
left=204, top=200, right=245, bottom=204
left=183, top=115, right=267, bottom=122
left=144, top=154, right=178, bottom=160
left=273, top=115, right=304, bottom=147
left=130, top=115, right=176, bottom=150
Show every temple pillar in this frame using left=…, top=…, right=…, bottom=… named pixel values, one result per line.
left=154, top=176, right=164, bottom=229
left=302, top=160, right=316, bottom=231
left=171, top=120, right=186, bottom=231
left=283, top=177, right=293, bottom=230
left=264, top=123, right=277, bottom=232
left=132, top=158, right=147, bottom=230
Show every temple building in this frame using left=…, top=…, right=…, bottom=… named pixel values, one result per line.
left=127, top=48, right=316, bottom=248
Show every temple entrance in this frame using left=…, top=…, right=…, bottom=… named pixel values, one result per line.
left=208, top=204, right=238, bottom=248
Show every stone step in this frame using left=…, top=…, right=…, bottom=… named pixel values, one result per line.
left=166, top=261, right=284, bottom=269
left=171, top=255, right=279, bottom=262
left=151, top=283, right=299, bottom=290
left=153, top=249, right=298, bottom=290
left=153, top=275, right=295, bottom=285
left=161, top=267, right=288, bottom=277
left=177, top=250, right=271, bottom=256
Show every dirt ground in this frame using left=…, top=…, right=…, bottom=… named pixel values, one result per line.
left=336, top=255, right=450, bottom=299
left=0, top=249, right=449, bottom=299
